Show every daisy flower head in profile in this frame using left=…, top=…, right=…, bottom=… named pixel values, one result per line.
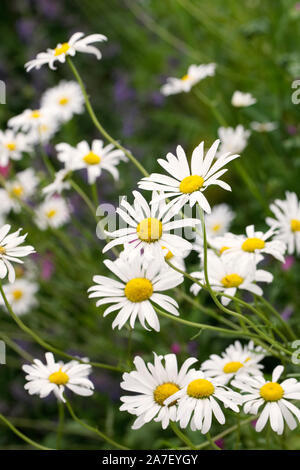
left=232, top=365, right=300, bottom=435
left=25, top=32, right=108, bottom=71
left=160, top=63, right=216, bottom=96
left=266, top=191, right=300, bottom=255
left=231, top=90, right=256, bottom=107
left=23, top=352, right=94, bottom=402
left=120, top=353, right=198, bottom=429
left=0, top=224, right=35, bottom=283
left=190, top=251, right=273, bottom=305
left=42, top=168, right=71, bottom=200
left=68, top=139, right=127, bottom=184
left=34, top=196, right=71, bottom=230
left=0, top=168, right=39, bottom=214
left=250, top=121, right=277, bottom=133
left=138, top=140, right=240, bottom=215
left=103, top=190, right=199, bottom=261
left=88, top=254, right=183, bottom=331
left=212, top=224, right=286, bottom=263
left=0, top=278, right=38, bottom=315
left=201, top=340, right=265, bottom=385
left=217, top=125, right=250, bottom=158
left=164, top=369, right=242, bottom=432
left=161, top=246, right=190, bottom=271
left=41, top=81, right=84, bottom=123
left=0, top=129, right=32, bottom=166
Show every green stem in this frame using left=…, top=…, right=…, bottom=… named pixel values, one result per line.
left=65, top=399, right=129, bottom=450
left=0, top=280, right=125, bottom=373
left=170, top=422, right=197, bottom=450
left=67, top=57, right=149, bottom=178
left=206, top=431, right=221, bottom=450
left=259, top=296, right=297, bottom=341
left=0, top=413, right=53, bottom=450
left=69, top=178, right=97, bottom=219
left=56, top=400, right=65, bottom=450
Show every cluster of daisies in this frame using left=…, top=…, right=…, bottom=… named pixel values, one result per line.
left=160, top=62, right=277, bottom=162
left=0, top=36, right=127, bottom=231
left=0, top=29, right=299, bottom=447
left=120, top=344, right=300, bottom=436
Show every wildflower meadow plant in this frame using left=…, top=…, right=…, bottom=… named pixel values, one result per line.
left=0, top=2, right=300, bottom=453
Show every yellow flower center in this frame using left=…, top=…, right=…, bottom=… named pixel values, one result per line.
left=48, top=367, right=69, bottom=385
left=220, top=246, right=229, bottom=255
left=83, top=151, right=101, bottom=166
left=162, top=246, right=174, bottom=260
left=187, top=378, right=215, bottom=398
left=212, top=223, right=221, bottom=233
left=6, top=142, right=16, bottom=151
left=242, top=237, right=265, bottom=252
left=179, top=175, right=204, bottom=194
left=221, top=273, right=243, bottom=288
left=46, top=209, right=57, bottom=219
left=154, top=383, right=180, bottom=406
left=136, top=217, right=163, bottom=242
left=31, top=110, right=41, bottom=119
left=260, top=382, right=284, bottom=402
left=54, top=42, right=70, bottom=56
left=291, top=219, right=300, bottom=232
left=0, top=246, right=6, bottom=255
left=124, top=278, right=153, bottom=303
left=10, top=185, right=24, bottom=198
left=12, top=289, right=23, bottom=301
left=223, top=361, right=244, bottom=374
left=59, top=97, right=69, bottom=105
left=181, top=74, right=190, bottom=81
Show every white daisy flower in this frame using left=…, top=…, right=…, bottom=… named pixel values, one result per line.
left=55, top=142, right=78, bottom=170
left=8, top=108, right=57, bottom=135
left=0, top=129, right=32, bottom=166
left=201, top=340, right=265, bottom=385
left=0, top=278, right=38, bottom=315
left=212, top=225, right=286, bottom=263
left=161, top=63, right=216, bottom=96
left=23, top=352, right=94, bottom=402
left=138, top=140, right=240, bottom=214
left=34, top=197, right=71, bottom=230
left=205, top=203, right=235, bottom=239
left=250, top=122, right=277, bottom=133
left=232, top=365, right=300, bottom=435
left=27, top=117, right=60, bottom=145
left=25, top=32, right=107, bottom=71
left=0, top=224, right=35, bottom=283
left=41, top=81, right=84, bottom=123
left=266, top=192, right=300, bottom=255
left=217, top=125, right=250, bottom=158
left=42, top=168, right=71, bottom=199
left=88, top=255, right=183, bottom=331
left=103, top=191, right=199, bottom=261
left=120, top=353, right=198, bottom=429
left=192, top=204, right=235, bottom=260
left=0, top=168, right=39, bottom=214
left=231, top=90, right=256, bottom=107
left=164, top=370, right=241, bottom=432
left=67, top=139, right=127, bottom=184
left=190, top=251, right=273, bottom=306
